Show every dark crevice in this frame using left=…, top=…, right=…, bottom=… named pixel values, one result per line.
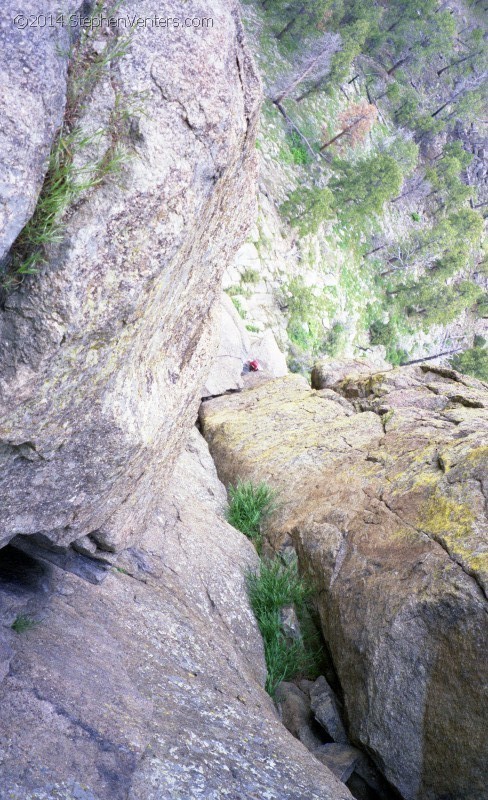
left=12, top=535, right=111, bottom=586
left=0, top=545, right=50, bottom=594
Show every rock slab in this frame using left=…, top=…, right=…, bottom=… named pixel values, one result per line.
left=313, top=744, right=361, bottom=783
left=0, top=0, right=260, bottom=553
left=200, top=363, right=488, bottom=800
left=310, top=675, right=349, bottom=744
left=0, top=430, right=353, bottom=800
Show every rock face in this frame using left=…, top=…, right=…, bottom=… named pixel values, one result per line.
left=0, top=429, right=353, bottom=800
left=204, top=293, right=252, bottom=396
left=0, top=0, right=260, bottom=553
left=249, top=327, right=288, bottom=378
left=310, top=675, right=348, bottom=745
left=0, top=1, right=76, bottom=264
left=204, top=293, right=288, bottom=397
left=311, top=357, right=387, bottom=391
left=200, top=363, right=488, bottom=800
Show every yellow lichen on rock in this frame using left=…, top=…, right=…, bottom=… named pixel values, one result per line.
left=420, top=491, right=488, bottom=592
left=202, top=361, right=488, bottom=800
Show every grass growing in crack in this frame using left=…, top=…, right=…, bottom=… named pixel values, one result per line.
left=114, top=566, right=131, bottom=575
left=247, top=558, right=321, bottom=696
left=226, top=480, right=276, bottom=555
left=11, top=614, right=39, bottom=634
left=227, top=479, right=323, bottom=696
left=6, top=127, right=127, bottom=282
left=240, top=268, right=260, bottom=284
left=3, top=2, right=134, bottom=288
left=65, top=18, right=132, bottom=126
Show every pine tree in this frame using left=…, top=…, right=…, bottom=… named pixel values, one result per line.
left=280, top=186, right=334, bottom=235
left=450, top=337, right=488, bottom=381
left=320, top=101, right=377, bottom=150
left=271, top=32, right=341, bottom=103
left=330, top=153, right=403, bottom=217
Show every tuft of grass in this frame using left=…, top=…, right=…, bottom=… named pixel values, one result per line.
left=247, top=559, right=321, bottom=695
left=66, top=24, right=133, bottom=126
left=6, top=127, right=127, bottom=282
left=228, top=480, right=324, bottom=695
left=2, top=6, right=135, bottom=288
left=11, top=614, right=39, bottom=634
left=226, top=480, right=276, bottom=555
left=241, top=268, right=260, bottom=284
left=248, top=556, right=308, bottom=613
left=114, top=566, right=131, bottom=575
left=229, top=296, right=247, bottom=319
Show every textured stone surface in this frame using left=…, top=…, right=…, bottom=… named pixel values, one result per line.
left=274, top=681, right=325, bottom=752
left=0, top=0, right=260, bottom=552
left=200, top=372, right=384, bottom=545
left=200, top=363, right=488, bottom=800
left=0, top=430, right=353, bottom=800
left=204, top=293, right=251, bottom=396
left=311, top=357, right=388, bottom=391
left=310, top=676, right=348, bottom=744
left=313, top=744, right=361, bottom=783
left=0, top=0, right=77, bottom=264
left=203, top=294, right=288, bottom=398
left=249, top=328, right=288, bottom=378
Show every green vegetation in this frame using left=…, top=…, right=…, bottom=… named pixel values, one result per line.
left=6, top=128, right=127, bottom=284
left=241, top=268, right=261, bottom=284
left=330, top=154, right=403, bottom=222
left=230, top=296, right=247, bottom=319
left=242, top=0, right=486, bottom=367
left=450, top=337, right=488, bottom=382
left=370, top=208, right=484, bottom=354
left=3, top=3, right=134, bottom=289
left=281, top=186, right=333, bottom=236
left=114, top=566, right=131, bottom=576
left=226, top=480, right=276, bottom=555
left=323, top=321, right=348, bottom=356
left=247, top=558, right=318, bottom=695
left=65, top=3, right=133, bottom=123
left=283, top=130, right=313, bottom=165
left=279, top=276, right=335, bottom=356
left=227, top=478, right=323, bottom=695
left=11, top=614, right=38, bottom=634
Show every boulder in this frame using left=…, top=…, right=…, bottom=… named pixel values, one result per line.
left=200, top=372, right=384, bottom=548
left=200, top=363, right=488, bottom=800
left=311, top=358, right=387, bottom=391
left=274, top=681, right=325, bottom=752
left=313, top=744, right=361, bottom=783
left=0, top=0, right=261, bottom=552
left=0, top=429, right=353, bottom=800
left=279, top=604, right=302, bottom=642
left=310, top=675, right=348, bottom=744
